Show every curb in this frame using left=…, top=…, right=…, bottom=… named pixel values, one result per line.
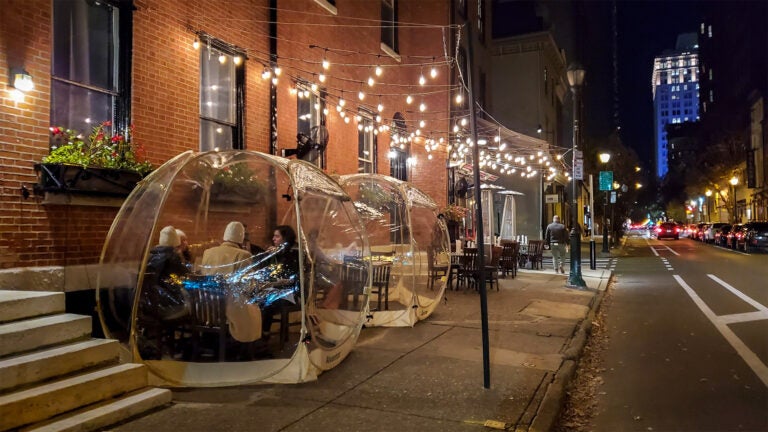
left=526, top=281, right=609, bottom=432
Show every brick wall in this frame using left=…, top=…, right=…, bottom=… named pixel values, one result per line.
left=0, top=0, right=449, bottom=270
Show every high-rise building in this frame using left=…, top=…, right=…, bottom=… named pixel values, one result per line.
left=652, top=33, right=700, bottom=178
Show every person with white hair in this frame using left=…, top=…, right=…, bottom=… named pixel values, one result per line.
left=175, top=228, right=192, bottom=267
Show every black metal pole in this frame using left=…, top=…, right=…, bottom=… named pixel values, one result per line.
left=602, top=191, right=609, bottom=253
left=465, top=24, right=491, bottom=389
left=567, top=84, right=586, bottom=288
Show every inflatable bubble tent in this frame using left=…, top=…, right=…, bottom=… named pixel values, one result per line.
left=96, top=150, right=370, bottom=386
left=339, top=174, right=450, bottom=327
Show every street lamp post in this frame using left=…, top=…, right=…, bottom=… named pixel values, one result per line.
left=729, top=176, right=739, bottom=223
left=599, top=152, right=611, bottom=254
left=566, top=63, right=586, bottom=289
left=705, top=189, right=712, bottom=222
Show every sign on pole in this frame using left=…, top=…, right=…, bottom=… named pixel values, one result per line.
left=573, top=159, right=584, bottom=180
left=599, top=171, right=613, bottom=191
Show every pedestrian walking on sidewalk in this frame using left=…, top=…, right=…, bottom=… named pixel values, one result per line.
left=545, top=215, right=568, bottom=274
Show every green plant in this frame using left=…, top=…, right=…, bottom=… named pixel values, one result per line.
left=440, top=204, right=469, bottom=222
left=212, top=162, right=265, bottom=198
left=43, top=121, right=153, bottom=176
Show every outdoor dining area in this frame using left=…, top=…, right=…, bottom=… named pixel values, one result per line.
left=447, top=238, right=545, bottom=291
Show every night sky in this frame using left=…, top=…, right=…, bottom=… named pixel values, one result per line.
left=574, top=0, right=707, bottom=170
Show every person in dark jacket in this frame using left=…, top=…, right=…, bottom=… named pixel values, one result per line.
left=545, top=215, right=568, bottom=274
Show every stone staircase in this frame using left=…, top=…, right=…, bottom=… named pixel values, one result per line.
left=0, top=290, right=171, bottom=432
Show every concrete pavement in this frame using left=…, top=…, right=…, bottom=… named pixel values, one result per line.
left=107, top=264, right=611, bottom=432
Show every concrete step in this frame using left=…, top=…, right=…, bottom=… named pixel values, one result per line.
left=0, top=363, right=148, bottom=431
left=0, top=339, right=120, bottom=393
left=20, top=387, right=172, bottom=432
left=0, top=291, right=64, bottom=324
left=0, top=314, right=92, bottom=358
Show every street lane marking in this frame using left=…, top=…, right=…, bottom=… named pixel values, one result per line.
left=650, top=246, right=659, bottom=256
left=662, top=245, right=680, bottom=256
left=673, top=275, right=768, bottom=388
left=720, top=310, right=768, bottom=324
left=707, top=274, right=767, bottom=312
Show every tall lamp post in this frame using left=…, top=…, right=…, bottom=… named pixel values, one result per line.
left=705, top=189, right=712, bottom=222
left=599, top=152, right=611, bottom=254
left=566, top=63, right=586, bottom=289
left=729, top=176, right=739, bottom=223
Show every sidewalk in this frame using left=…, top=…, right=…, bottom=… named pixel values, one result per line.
left=108, top=266, right=611, bottom=432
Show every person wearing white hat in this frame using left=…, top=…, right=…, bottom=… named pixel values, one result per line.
left=200, top=221, right=252, bottom=275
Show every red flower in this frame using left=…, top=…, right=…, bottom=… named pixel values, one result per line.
left=102, top=121, right=112, bottom=127
left=51, top=127, right=61, bottom=135
left=111, top=135, right=122, bottom=143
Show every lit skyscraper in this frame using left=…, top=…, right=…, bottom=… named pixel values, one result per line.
left=652, top=33, right=700, bottom=178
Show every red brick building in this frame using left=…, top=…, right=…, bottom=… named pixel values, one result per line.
left=0, top=0, right=450, bottom=278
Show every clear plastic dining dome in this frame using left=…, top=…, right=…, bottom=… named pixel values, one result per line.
left=339, top=174, right=450, bottom=327
left=96, top=150, right=370, bottom=387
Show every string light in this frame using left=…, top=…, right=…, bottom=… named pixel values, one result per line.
left=193, top=37, right=200, bottom=50
left=375, top=65, right=383, bottom=76
left=218, top=54, right=227, bottom=64
left=319, top=73, right=326, bottom=82
left=406, top=94, right=413, bottom=104
left=367, top=76, right=375, bottom=87
left=233, top=56, right=242, bottom=65
left=419, top=102, right=426, bottom=112
left=358, top=90, right=365, bottom=101
left=274, top=66, right=282, bottom=76
left=377, top=96, right=384, bottom=112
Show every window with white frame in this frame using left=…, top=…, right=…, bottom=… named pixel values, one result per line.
left=52, top=0, right=130, bottom=136
left=381, top=0, right=399, bottom=55
left=358, top=110, right=375, bottom=173
left=199, top=40, right=244, bottom=151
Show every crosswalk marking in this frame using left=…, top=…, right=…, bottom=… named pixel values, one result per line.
left=541, top=256, right=617, bottom=270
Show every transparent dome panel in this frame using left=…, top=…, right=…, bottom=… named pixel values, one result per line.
left=97, top=151, right=367, bottom=386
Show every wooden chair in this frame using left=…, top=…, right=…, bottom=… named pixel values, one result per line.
left=484, top=245, right=502, bottom=291
left=458, top=247, right=479, bottom=290
left=427, top=247, right=450, bottom=291
left=499, top=241, right=519, bottom=278
left=185, top=276, right=228, bottom=361
left=370, top=262, right=392, bottom=310
left=527, top=240, right=545, bottom=270
left=341, top=256, right=369, bottom=310
left=447, top=252, right=462, bottom=290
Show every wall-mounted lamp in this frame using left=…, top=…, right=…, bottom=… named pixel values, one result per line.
left=12, top=69, right=34, bottom=92
left=536, top=124, right=543, bottom=134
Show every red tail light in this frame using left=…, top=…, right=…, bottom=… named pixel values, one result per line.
left=656, top=227, right=662, bottom=233
left=674, top=227, right=679, bottom=233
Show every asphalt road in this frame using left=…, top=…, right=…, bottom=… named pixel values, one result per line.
left=591, top=233, right=768, bottom=431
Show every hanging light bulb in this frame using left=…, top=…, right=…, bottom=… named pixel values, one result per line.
left=339, top=97, right=346, bottom=107
left=322, top=58, right=330, bottom=70
left=377, top=102, right=384, bottom=112
left=193, top=37, right=200, bottom=50
left=406, top=95, right=413, bottom=104
left=455, top=93, right=463, bottom=104
left=358, top=90, right=365, bottom=101
left=376, top=114, right=382, bottom=123
left=218, top=54, right=227, bottom=64
left=367, top=76, right=375, bottom=87
left=344, top=116, right=350, bottom=124
left=319, top=73, right=326, bottom=83
left=271, top=77, right=278, bottom=85
left=419, top=120, right=426, bottom=128
left=419, top=73, right=426, bottom=86
left=375, top=65, right=383, bottom=76
left=430, top=66, right=438, bottom=78
left=261, top=69, right=271, bottom=80
left=311, top=83, right=318, bottom=92
left=419, top=102, right=426, bottom=112
left=233, top=56, right=242, bottom=65
left=273, top=66, right=282, bottom=76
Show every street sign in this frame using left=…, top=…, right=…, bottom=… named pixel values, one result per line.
left=610, top=191, right=617, bottom=203
left=573, top=159, right=584, bottom=180
left=599, top=171, right=613, bottom=191
left=574, top=150, right=583, bottom=159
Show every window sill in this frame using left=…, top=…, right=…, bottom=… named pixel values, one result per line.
left=314, top=0, right=337, bottom=15
left=380, top=43, right=401, bottom=62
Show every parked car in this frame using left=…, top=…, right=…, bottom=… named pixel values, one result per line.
left=743, top=221, right=768, bottom=251
left=703, top=223, right=727, bottom=243
left=694, top=223, right=708, bottom=241
left=714, top=224, right=732, bottom=247
left=655, top=222, right=680, bottom=240
left=727, top=224, right=746, bottom=250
